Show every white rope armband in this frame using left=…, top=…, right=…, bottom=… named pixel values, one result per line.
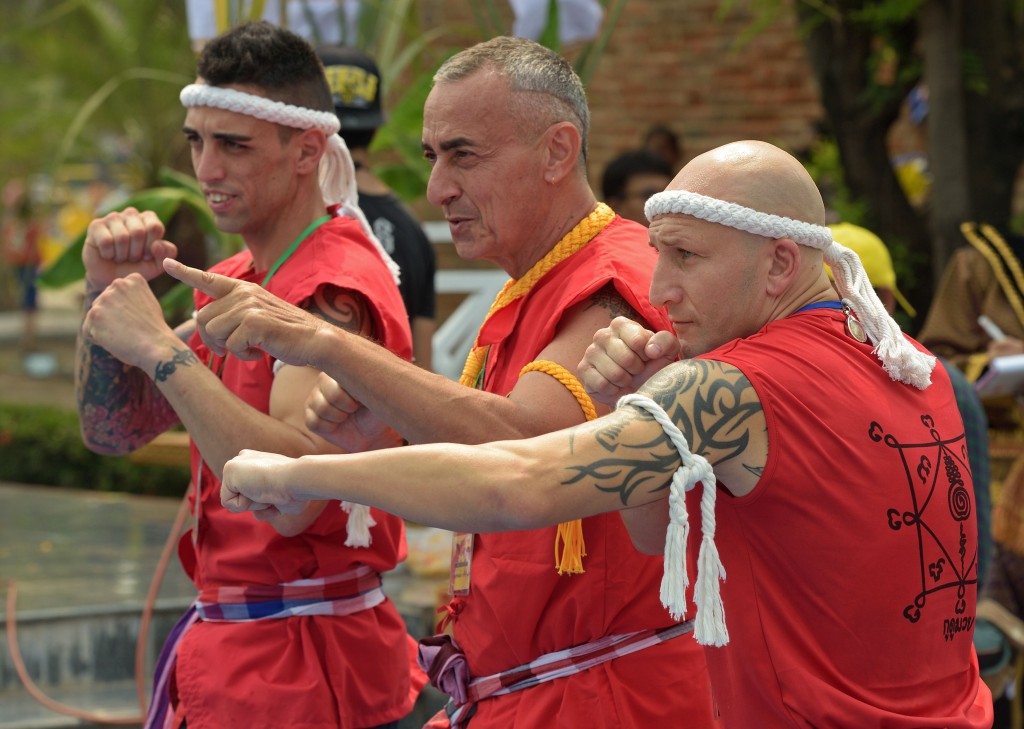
left=618, top=393, right=729, bottom=647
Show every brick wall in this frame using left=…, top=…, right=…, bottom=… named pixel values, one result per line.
left=419, top=0, right=825, bottom=201
left=582, top=0, right=824, bottom=187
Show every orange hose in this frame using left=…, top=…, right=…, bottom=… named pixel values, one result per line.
left=5, top=484, right=192, bottom=726
left=6, top=579, right=140, bottom=725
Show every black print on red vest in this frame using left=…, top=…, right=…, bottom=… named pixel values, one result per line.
left=869, top=414, right=976, bottom=634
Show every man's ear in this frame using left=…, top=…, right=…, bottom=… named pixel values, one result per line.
left=765, top=237, right=801, bottom=296
left=294, top=129, right=328, bottom=175
left=542, top=121, right=582, bottom=184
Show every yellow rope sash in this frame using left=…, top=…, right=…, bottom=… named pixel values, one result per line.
left=520, top=360, right=597, bottom=574
left=458, top=203, right=614, bottom=389
left=459, top=202, right=614, bottom=575
left=961, top=222, right=1024, bottom=328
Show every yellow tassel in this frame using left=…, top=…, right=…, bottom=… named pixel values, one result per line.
left=555, top=520, right=587, bottom=575
left=521, top=360, right=599, bottom=574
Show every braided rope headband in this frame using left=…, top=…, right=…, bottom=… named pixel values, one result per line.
left=180, top=83, right=400, bottom=284
left=645, top=190, right=935, bottom=389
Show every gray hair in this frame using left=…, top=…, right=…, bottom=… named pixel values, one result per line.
left=435, top=36, right=590, bottom=167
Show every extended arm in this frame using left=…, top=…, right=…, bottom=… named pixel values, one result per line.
left=222, top=359, right=768, bottom=535
left=147, top=285, right=382, bottom=536
left=166, top=258, right=648, bottom=445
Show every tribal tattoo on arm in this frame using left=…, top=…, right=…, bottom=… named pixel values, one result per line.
left=564, top=407, right=679, bottom=506
left=154, top=347, right=200, bottom=382
left=304, top=285, right=376, bottom=338
left=561, top=359, right=765, bottom=505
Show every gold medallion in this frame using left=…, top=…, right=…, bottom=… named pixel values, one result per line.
left=846, top=308, right=868, bottom=343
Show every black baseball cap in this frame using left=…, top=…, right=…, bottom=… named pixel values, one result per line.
left=316, top=45, right=385, bottom=131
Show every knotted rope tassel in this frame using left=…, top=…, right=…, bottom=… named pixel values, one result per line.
left=618, top=393, right=729, bottom=647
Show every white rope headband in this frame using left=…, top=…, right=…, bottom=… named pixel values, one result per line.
left=646, top=190, right=935, bottom=389
left=180, top=83, right=401, bottom=285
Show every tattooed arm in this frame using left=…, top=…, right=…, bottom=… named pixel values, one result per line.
left=76, top=284, right=188, bottom=455
left=220, top=357, right=768, bottom=534
left=76, top=209, right=183, bottom=454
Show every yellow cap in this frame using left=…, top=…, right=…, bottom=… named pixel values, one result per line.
left=827, top=222, right=916, bottom=317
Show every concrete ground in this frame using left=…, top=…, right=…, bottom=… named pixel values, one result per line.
left=0, top=296, right=449, bottom=728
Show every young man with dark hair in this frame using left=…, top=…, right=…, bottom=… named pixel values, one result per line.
left=76, top=20, right=420, bottom=728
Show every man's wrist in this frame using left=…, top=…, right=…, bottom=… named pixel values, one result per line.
left=306, top=321, right=342, bottom=372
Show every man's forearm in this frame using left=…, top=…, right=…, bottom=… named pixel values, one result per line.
left=75, top=298, right=179, bottom=455
left=306, top=325, right=554, bottom=446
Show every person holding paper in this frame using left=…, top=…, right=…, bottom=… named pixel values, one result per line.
left=918, top=223, right=1024, bottom=383
left=918, top=222, right=1024, bottom=723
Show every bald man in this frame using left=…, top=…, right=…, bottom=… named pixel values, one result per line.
left=199, top=140, right=989, bottom=727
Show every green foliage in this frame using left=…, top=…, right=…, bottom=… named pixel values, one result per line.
left=41, top=168, right=238, bottom=286
left=0, top=0, right=196, bottom=189
left=372, top=70, right=438, bottom=201
left=37, top=168, right=241, bottom=319
left=802, top=136, right=869, bottom=225
left=0, top=402, right=189, bottom=497
left=850, top=0, right=924, bottom=26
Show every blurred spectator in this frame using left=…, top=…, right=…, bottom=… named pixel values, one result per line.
left=917, top=221, right=1024, bottom=727
left=318, top=44, right=437, bottom=370
left=642, top=124, right=683, bottom=172
left=600, top=149, right=673, bottom=225
left=2, top=179, right=43, bottom=353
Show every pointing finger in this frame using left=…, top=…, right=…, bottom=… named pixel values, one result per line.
left=164, top=258, right=237, bottom=299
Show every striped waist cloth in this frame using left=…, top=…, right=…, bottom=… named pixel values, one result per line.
left=146, top=565, right=386, bottom=729
left=418, top=620, right=694, bottom=728
left=196, top=563, right=385, bottom=620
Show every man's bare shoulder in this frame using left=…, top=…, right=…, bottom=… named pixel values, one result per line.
left=636, top=358, right=766, bottom=497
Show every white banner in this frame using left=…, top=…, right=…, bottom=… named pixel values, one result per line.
left=510, top=0, right=604, bottom=45
left=185, top=0, right=360, bottom=49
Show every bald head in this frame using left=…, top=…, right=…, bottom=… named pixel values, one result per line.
left=671, top=141, right=825, bottom=228
left=661, top=140, right=827, bottom=278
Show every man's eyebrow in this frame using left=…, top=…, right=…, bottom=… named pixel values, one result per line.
left=422, top=137, right=474, bottom=154
left=181, top=126, right=252, bottom=143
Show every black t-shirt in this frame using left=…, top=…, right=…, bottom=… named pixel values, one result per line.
left=358, top=191, right=437, bottom=321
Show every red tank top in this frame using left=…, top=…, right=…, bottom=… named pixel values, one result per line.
left=704, top=307, right=992, bottom=727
